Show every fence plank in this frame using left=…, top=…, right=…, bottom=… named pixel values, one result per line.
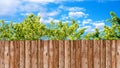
left=38, top=40, right=43, bottom=68
left=106, top=40, right=112, bottom=68
left=81, top=40, right=88, bottom=68
left=100, top=40, right=106, bottom=68
left=25, top=40, right=31, bottom=68
left=49, top=40, right=54, bottom=68
left=31, top=40, right=38, bottom=68
left=43, top=40, right=49, bottom=68
left=71, top=40, right=76, bottom=68
left=75, top=40, right=81, bottom=68
left=53, top=40, right=59, bottom=68
left=88, top=40, right=93, bottom=68
left=4, top=41, right=10, bottom=68
left=20, top=41, right=25, bottom=68
left=111, top=40, right=116, bottom=68
left=14, top=41, right=20, bottom=68
left=117, top=40, right=120, bottom=68
left=93, top=40, right=100, bottom=68
left=0, top=41, right=5, bottom=68
left=65, top=40, right=70, bottom=68
left=59, top=40, right=64, bottom=68
left=10, top=41, right=14, bottom=68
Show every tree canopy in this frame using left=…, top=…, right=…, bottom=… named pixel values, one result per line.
left=0, top=11, right=120, bottom=40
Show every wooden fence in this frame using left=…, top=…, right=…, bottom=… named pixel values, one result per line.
left=0, top=40, right=120, bottom=68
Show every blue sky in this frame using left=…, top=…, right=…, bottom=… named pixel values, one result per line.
left=0, top=0, right=120, bottom=32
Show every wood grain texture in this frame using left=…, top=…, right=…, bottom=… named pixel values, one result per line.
left=59, top=40, right=64, bottom=68
left=116, top=40, right=120, bottom=68
left=43, top=40, right=49, bottom=68
left=88, top=40, right=93, bottom=68
left=65, top=40, right=70, bottom=68
left=25, top=40, right=31, bottom=68
left=81, top=40, right=88, bottom=68
left=31, top=40, right=38, bottom=68
left=20, top=41, right=25, bottom=68
left=93, top=40, right=100, bottom=68
left=71, top=40, right=76, bottom=68
left=106, top=40, right=112, bottom=68
left=53, top=40, right=59, bottom=68
left=0, top=41, right=5, bottom=68
left=75, top=40, right=81, bottom=68
left=111, top=40, right=116, bottom=68
left=10, top=41, right=14, bottom=68
left=4, top=41, right=10, bottom=68
left=38, top=40, right=43, bottom=68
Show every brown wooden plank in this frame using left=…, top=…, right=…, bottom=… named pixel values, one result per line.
left=93, top=40, right=100, bottom=68
left=100, top=40, right=106, bottom=68
left=0, top=41, right=5, bottom=68
left=10, top=41, right=14, bottom=68
left=81, top=40, right=88, bottom=68
left=20, top=41, right=25, bottom=68
left=43, top=40, right=49, bottom=68
left=31, top=40, right=38, bottom=68
left=65, top=40, right=70, bottom=68
left=4, top=41, right=10, bottom=68
left=111, top=40, right=116, bottom=68
left=106, top=40, right=112, bottom=68
left=71, top=40, right=76, bottom=68
left=88, top=40, right=93, bottom=68
left=116, top=40, right=120, bottom=68
left=14, top=41, right=20, bottom=68
left=25, top=40, right=31, bottom=68
left=75, top=40, right=81, bottom=68
left=59, top=40, right=64, bottom=68
left=53, top=40, right=59, bottom=68
left=38, top=40, right=43, bottom=68
left=49, top=40, right=54, bottom=68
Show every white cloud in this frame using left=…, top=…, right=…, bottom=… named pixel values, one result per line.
left=82, top=19, right=92, bottom=25
left=40, top=17, right=59, bottom=23
left=68, top=7, right=86, bottom=12
left=93, top=22, right=105, bottom=29
left=0, top=0, right=20, bottom=16
left=83, top=26, right=93, bottom=32
left=69, top=11, right=88, bottom=18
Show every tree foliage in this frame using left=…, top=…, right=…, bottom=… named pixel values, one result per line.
left=0, top=11, right=120, bottom=40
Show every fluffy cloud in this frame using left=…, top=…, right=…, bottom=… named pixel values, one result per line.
left=69, top=11, right=88, bottom=18
left=0, top=0, right=20, bottom=16
left=82, top=19, right=92, bottom=25
left=93, top=22, right=105, bottom=29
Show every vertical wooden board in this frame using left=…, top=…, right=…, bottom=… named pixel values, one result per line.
left=111, top=40, right=116, bottom=68
left=116, top=40, right=120, bottom=68
left=49, top=40, right=54, bottom=68
left=100, top=40, right=106, bottom=68
left=31, top=40, right=38, bottom=68
left=93, top=40, right=100, bottom=68
left=71, top=40, right=76, bottom=68
left=4, top=41, right=10, bottom=68
left=25, top=40, right=31, bottom=68
left=10, top=41, right=14, bottom=68
left=38, top=40, right=43, bottom=68
left=0, top=41, right=5, bottom=68
left=59, top=40, right=64, bottom=68
left=53, top=40, right=59, bottom=68
left=88, top=40, right=93, bottom=68
left=106, top=40, right=112, bottom=68
left=65, top=40, right=70, bottom=68
left=14, top=41, right=20, bottom=68
left=0, top=41, right=1, bottom=68
left=75, top=40, right=81, bottom=68
left=43, top=40, right=49, bottom=68
left=20, top=41, right=25, bottom=68
left=81, top=40, right=88, bottom=68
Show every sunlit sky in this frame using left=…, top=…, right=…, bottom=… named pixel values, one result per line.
left=0, top=0, right=120, bottom=32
